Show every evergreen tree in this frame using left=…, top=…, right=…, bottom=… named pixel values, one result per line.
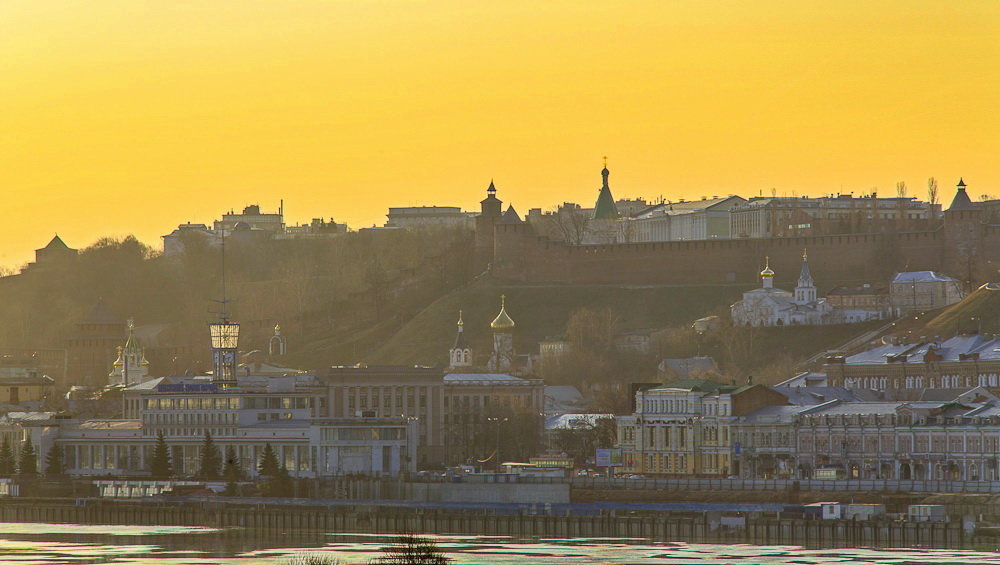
left=258, top=444, right=293, bottom=497
left=17, top=441, right=37, bottom=477
left=223, top=445, right=243, bottom=482
left=258, top=443, right=279, bottom=478
left=150, top=431, right=173, bottom=478
left=44, top=444, right=66, bottom=477
left=197, top=432, right=222, bottom=479
left=270, top=465, right=294, bottom=498
left=0, top=438, right=14, bottom=477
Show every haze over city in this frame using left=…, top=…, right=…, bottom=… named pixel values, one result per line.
left=2, top=1, right=997, bottom=266
left=3, top=1, right=1000, bottom=563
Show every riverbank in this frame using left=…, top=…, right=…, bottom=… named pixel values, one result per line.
left=0, top=497, right=979, bottom=549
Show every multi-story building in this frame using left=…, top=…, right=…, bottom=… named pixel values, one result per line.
left=163, top=203, right=350, bottom=255
left=729, top=194, right=941, bottom=239
left=7, top=360, right=415, bottom=478
left=443, top=372, right=545, bottom=465
left=889, top=271, right=965, bottom=315
left=214, top=204, right=285, bottom=233
left=624, top=196, right=746, bottom=243
left=734, top=392, right=1000, bottom=481
left=320, top=364, right=446, bottom=467
left=385, top=206, right=474, bottom=230
left=822, top=334, right=1000, bottom=393
left=616, top=380, right=788, bottom=476
left=826, top=284, right=891, bottom=322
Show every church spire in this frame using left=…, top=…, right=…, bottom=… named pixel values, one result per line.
left=109, top=318, right=149, bottom=387
left=795, top=249, right=817, bottom=304
left=798, top=248, right=813, bottom=286
left=593, top=158, right=619, bottom=220
left=449, top=310, right=471, bottom=368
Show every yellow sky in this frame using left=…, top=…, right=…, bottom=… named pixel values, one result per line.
left=1, top=1, right=997, bottom=267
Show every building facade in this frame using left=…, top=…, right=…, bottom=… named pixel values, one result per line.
left=823, top=334, right=1000, bottom=393
left=734, top=396, right=1000, bottom=481
left=616, top=380, right=788, bottom=477
left=625, top=196, right=746, bottom=243
left=889, top=271, right=965, bottom=315
left=729, top=194, right=941, bottom=239
left=385, top=206, right=474, bottom=230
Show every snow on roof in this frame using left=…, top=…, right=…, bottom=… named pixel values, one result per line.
left=844, top=335, right=1000, bottom=365
left=444, top=373, right=527, bottom=383
left=892, top=271, right=958, bottom=284
left=545, top=413, right=613, bottom=430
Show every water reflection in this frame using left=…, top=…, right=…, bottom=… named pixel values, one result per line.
left=0, top=524, right=999, bottom=564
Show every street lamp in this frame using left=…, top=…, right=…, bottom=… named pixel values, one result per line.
left=487, top=417, right=508, bottom=472
left=209, top=321, right=240, bottom=386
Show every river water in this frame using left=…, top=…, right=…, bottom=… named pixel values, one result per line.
left=1, top=523, right=1000, bottom=564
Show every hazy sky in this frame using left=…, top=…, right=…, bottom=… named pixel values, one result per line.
left=1, top=1, right=997, bottom=267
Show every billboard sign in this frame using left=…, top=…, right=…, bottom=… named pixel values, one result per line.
left=595, top=448, right=624, bottom=467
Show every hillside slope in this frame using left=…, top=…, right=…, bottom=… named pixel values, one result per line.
left=369, top=282, right=748, bottom=366
left=921, top=283, right=1000, bottom=335
left=882, top=283, right=1000, bottom=340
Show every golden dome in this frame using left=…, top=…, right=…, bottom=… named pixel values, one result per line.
left=760, top=256, right=774, bottom=278
left=490, top=295, right=515, bottom=330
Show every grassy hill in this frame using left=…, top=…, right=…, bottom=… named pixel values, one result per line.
left=355, top=280, right=884, bottom=387
left=919, top=283, right=1000, bottom=335
left=369, top=281, right=749, bottom=366
left=882, top=283, right=1000, bottom=340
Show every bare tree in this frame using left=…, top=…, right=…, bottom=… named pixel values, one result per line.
left=927, top=177, right=939, bottom=218
left=895, top=181, right=908, bottom=229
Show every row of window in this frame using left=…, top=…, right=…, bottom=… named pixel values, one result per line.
left=319, top=428, right=405, bottom=441
left=144, top=412, right=237, bottom=426
left=144, top=397, right=240, bottom=410
left=64, top=442, right=397, bottom=475
left=142, top=427, right=236, bottom=437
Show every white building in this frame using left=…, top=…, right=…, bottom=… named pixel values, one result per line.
left=47, top=371, right=418, bottom=478
left=385, top=206, right=474, bottom=230
left=624, top=196, right=746, bottom=243
left=731, top=252, right=833, bottom=327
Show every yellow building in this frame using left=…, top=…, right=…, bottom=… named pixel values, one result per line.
left=0, top=354, right=55, bottom=407
left=616, top=379, right=786, bottom=477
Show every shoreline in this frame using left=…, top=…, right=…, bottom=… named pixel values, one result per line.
left=0, top=497, right=981, bottom=550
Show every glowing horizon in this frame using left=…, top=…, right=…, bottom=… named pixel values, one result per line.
left=1, top=1, right=996, bottom=267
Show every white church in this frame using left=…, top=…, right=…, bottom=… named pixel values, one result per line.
left=731, top=251, right=834, bottom=327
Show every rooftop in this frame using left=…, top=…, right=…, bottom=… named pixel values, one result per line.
left=444, top=373, right=530, bottom=384
left=891, top=271, right=958, bottom=284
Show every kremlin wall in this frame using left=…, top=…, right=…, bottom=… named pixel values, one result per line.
left=476, top=183, right=1000, bottom=288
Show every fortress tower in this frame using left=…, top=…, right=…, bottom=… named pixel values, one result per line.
left=943, top=178, right=986, bottom=290
left=474, top=181, right=503, bottom=273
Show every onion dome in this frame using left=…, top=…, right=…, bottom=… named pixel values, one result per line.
left=760, top=256, right=774, bottom=278
left=490, top=295, right=515, bottom=330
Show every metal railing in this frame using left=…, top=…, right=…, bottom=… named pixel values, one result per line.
left=501, top=476, right=1000, bottom=493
